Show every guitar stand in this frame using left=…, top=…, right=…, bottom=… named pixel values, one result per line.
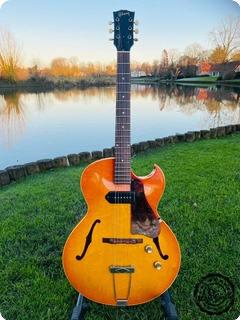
left=70, top=290, right=178, bottom=320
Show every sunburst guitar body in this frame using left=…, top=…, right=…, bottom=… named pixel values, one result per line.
left=63, top=158, right=180, bottom=305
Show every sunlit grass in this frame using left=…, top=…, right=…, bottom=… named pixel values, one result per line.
left=0, top=133, right=239, bottom=320
left=176, top=76, right=218, bottom=82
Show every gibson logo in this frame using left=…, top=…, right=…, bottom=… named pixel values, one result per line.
left=118, top=11, right=130, bottom=17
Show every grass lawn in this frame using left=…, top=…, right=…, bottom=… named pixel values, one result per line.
left=0, top=133, right=240, bottom=320
left=176, top=77, right=219, bottom=82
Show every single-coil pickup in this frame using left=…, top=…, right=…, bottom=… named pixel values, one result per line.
left=105, top=191, right=135, bottom=204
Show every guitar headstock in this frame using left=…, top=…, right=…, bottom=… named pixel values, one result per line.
left=109, top=10, right=138, bottom=51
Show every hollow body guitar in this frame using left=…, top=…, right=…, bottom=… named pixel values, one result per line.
left=63, top=10, right=181, bottom=306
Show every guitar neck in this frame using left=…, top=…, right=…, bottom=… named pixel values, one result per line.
left=114, top=51, right=131, bottom=185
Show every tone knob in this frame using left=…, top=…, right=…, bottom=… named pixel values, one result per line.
left=154, top=261, right=162, bottom=270
left=144, top=245, right=153, bottom=253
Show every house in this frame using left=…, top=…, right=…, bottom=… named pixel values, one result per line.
left=197, top=61, right=240, bottom=78
left=235, top=64, right=240, bottom=73
left=131, top=69, right=146, bottom=77
left=196, top=62, right=221, bottom=77
left=209, top=64, right=221, bottom=77
left=196, top=62, right=212, bottom=76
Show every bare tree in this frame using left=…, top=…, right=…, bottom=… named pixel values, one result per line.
left=0, top=27, right=23, bottom=81
left=168, top=48, right=181, bottom=67
left=50, top=57, right=70, bottom=77
left=184, top=43, right=211, bottom=64
left=209, top=16, right=240, bottom=62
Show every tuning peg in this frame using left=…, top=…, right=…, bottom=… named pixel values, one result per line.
left=109, top=29, right=114, bottom=33
left=109, top=21, right=113, bottom=25
left=109, top=38, right=114, bottom=41
left=134, top=20, right=139, bottom=26
left=134, top=38, right=139, bottom=42
left=134, top=29, right=139, bottom=34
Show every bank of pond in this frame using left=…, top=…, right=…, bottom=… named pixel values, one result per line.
left=1, top=124, right=239, bottom=187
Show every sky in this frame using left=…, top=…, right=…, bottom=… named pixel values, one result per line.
left=0, top=0, right=239, bottom=67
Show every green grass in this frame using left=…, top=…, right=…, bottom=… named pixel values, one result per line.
left=0, top=133, right=240, bottom=320
left=176, top=77, right=219, bottom=82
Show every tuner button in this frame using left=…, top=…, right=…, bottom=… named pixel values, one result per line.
left=134, top=29, right=139, bottom=34
left=134, top=38, right=139, bottom=42
left=109, top=29, right=114, bottom=33
left=109, top=21, right=113, bottom=25
left=135, top=20, right=139, bottom=26
left=109, top=38, right=114, bottom=41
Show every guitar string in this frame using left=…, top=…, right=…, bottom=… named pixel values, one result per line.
left=115, top=54, right=129, bottom=276
left=114, top=52, right=131, bottom=294
left=122, top=52, right=130, bottom=272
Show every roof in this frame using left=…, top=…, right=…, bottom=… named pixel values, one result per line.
left=210, top=63, right=221, bottom=72
left=200, top=62, right=212, bottom=73
left=235, top=64, right=240, bottom=72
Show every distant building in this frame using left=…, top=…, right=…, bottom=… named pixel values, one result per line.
left=131, top=69, right=146, bottom=77
left=235, top=64, right=240, bottom=73
left=196, top=62, right=221, bottom=77
left=196, top=61, right=240, bottom=77
left=209, top=64, right=221, bottom=77
left=196, top=62, right=212, bottom=76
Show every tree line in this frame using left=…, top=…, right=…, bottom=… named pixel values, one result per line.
left=0, top=16, right=239, bottom=82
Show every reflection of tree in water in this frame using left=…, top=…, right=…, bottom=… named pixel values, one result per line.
left=0, top=92, right=28, bottom=149
left=0, top=85, right=239, bottom=150
left=130, top=84, right=240, bottom=128
left=52, top=87, right=116, bottom=102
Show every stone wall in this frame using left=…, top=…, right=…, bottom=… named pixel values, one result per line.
left=1, top=124, right=239, bottom=187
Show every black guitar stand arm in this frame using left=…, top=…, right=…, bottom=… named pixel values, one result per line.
left=70, top=290, right=178, bottom=320
left=161, top=290, right=178, bottom=320
left=71, top=293, right=88, bottom=320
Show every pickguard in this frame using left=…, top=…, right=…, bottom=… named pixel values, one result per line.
left=131, top=177, right=161, bottom=238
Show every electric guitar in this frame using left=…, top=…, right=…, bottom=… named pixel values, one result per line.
left=63, top=10, right=181, bottom=306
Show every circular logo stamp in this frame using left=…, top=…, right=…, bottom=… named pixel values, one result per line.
left=194, top=273, right=234, bottom=315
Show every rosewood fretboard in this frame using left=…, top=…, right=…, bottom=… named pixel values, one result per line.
left=114, top=51, right=131, bottom=185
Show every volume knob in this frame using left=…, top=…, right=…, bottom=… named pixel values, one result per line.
left=153, top=261, right=162, bottom=270
left=144, top=245, right=153, bottom=253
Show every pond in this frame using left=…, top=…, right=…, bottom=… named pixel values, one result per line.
left=0, top=84, right=239, bottom=170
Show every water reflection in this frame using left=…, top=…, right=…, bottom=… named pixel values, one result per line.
left=0, top=84, right=239, bottom=169
left=0, top=92, right=27, bottom=149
